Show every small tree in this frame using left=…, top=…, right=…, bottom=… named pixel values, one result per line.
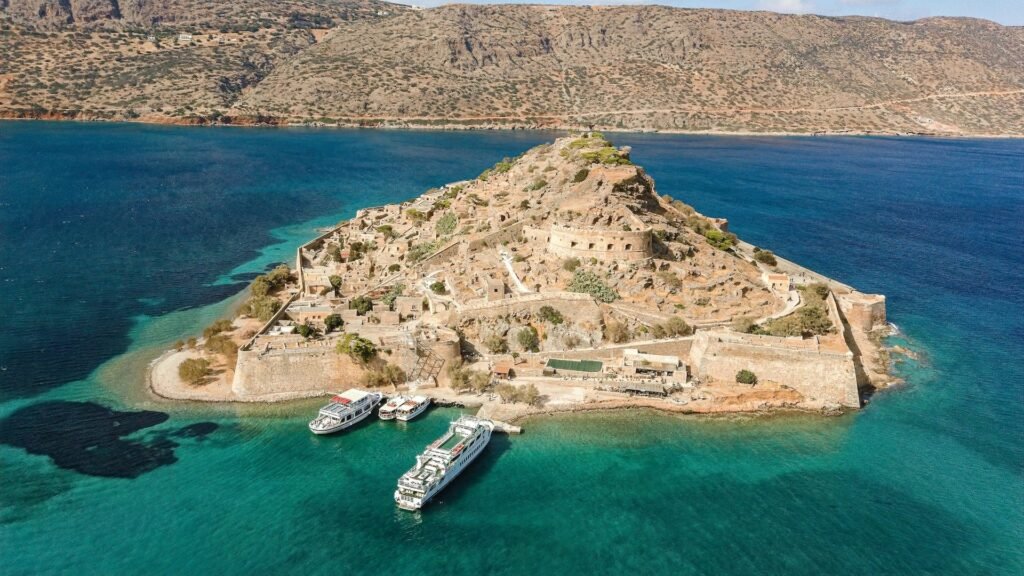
left=665, top=316, right=692, bottom=337
left=484, top=334, right=509, bottom=354
left=250, top=276, right=271, bottom=298
left=495, top=382, right=519, bottom=403
left=538, top=305, right=563, bottom=325
left=350, top=296, right=373, bottom=315
left=337, top=334, right=377, bottom=365
left=470, top=371, right=491, bottom=393
left=519, top=383, right=541, bottom=406
left=328, top=275, right=343, bottom=297
left=362, top=363, right=406, bottom=387
left=754, top=250, right=778, bottom=267
left=324, top=314, right=344, bottom=333
left=516, top=326, right=540, bottom=352
left=430, top=281, right=447, bottom=295
left=179, top=358, right=211, bottom=385
left=296, top=322, right=320, bottom=339
left=736, top=370, right=758, bottom=386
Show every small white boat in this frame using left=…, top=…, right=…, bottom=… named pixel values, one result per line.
left=378, top=396, right=407, bottom=420
left=395, top=395, right=431, bottom=422
left=309, top=389, right=382, bottom=435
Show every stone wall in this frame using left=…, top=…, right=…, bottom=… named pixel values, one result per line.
left=466, top=220, right=525, bottom=252
left=837, top=292, right=887, bottom=332
left=232, top=345, right=366, bottom=401
left=532, top=224, right=652, bottom=262
left=688, top=330, right=860, bottom=407
left=460, top=291, right=600, bottom=322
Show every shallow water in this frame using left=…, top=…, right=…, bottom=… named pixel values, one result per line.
left=0, top=123, right=1021, bottom=575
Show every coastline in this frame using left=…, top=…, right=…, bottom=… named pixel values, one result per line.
left=2, top=113, right=1022, bottom=140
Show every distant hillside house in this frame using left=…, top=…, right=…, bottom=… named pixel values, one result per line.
left=177, top=33, right=193, bottom=42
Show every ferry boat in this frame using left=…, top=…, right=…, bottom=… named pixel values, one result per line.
left=395, top=395, right=431, bottom=422
left=394, top=415, right=494, bottom=510
left=308, top=389, right=382, bottom=435
left=378, top=396, right=407, bottom=421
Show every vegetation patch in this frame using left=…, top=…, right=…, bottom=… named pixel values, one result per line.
left=568, top=269, right=619, bottom=302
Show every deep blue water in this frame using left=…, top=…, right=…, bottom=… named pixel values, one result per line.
left=0, top=122, right=1021, bottom=575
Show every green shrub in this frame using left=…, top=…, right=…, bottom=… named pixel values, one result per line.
left=387, top=263, right=401, bottom=273
left=538, top=305, right=563, bottom=325
left=572, top=168, right=590, bottom=183
left=435, top=212, right=458, bottom=236
left=241, top=296, right=281, bottom=322
left=408, top=241, right=438, bottom=263
left=736, top=370, right=758, bottom=385
left=704, top=228, right=737, bottom=251
left=562, top=257, right=581, bottom=272
left=381, top=284, right=404, bottom=310
left=202, top=319, right=233, bottom=339
left=525, top=179, right=547, bottom=192
left=296, top=322, right=320, bottom=339
left=568, top=269, right=619, bottom=302
left=754, top=249, right=778, bottom=266
left=337, top=334, right=377, bottom=365
left=484, top=334, right=509, bottom=354
left=516, top=326, right=540, bottom=352
left=350, top=296, right=373, bottom=315
left=665, top=316, right=692, bottom=336
left=179, top=358, right=211, bottom=385
left=430, top=281, right=447, bottom=295
left=376, top=224, right=396, bottom=239
left=362, top=363, right=406, bottom=387
left=324, top=314, right=344, bottom=333
left=406, top=208, right=428, bottom=224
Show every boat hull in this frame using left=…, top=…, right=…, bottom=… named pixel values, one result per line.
left=394, top=422, right=492, bottom=510
left=395, top=400, right=430, bottom=422
left=308, top=393, right=382, bottom=434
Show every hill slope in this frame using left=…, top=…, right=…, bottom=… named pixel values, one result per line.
left=2, top=4, right=1022, bottom=134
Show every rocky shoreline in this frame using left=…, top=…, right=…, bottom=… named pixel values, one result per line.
left=4, top=112, right=1022, bottom=139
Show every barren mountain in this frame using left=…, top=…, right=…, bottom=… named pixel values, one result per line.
left=2, top=3, right=1022, bottom=134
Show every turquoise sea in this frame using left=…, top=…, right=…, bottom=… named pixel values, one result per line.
left=0, top=122, right=1021, bottom=575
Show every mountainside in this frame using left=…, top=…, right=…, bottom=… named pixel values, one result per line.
left=1, top=0, right=401, bottom=30
left=2, top=3, right=1022, bottom=134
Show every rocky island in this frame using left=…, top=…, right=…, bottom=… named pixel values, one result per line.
left=151, top=134, right=892, bottom=420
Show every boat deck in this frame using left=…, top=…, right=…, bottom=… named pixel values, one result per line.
left=439, top=433, right=465, bottom=452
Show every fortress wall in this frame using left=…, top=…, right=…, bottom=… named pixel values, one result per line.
left=467, top=220, right=525, bottom=252
left=546, top=224, right=652, bottom=262
left=689, top=331, right=860, bottom=407
left=232, top=346, right=365, bottom=401
left=460, top=292, right=601, bottom=324
left=416, top=240, right=461, bottom=269
left=837, top=292, right=887, bottom=332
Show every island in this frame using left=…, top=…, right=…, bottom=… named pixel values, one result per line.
left=150, top=134, right=893, bottom=421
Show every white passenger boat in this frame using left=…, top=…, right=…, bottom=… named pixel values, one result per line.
left=308, top=389, right=382, bottom=435
left=378, top=396, right=407, bottom=421
left=395, top=395, right=431, bottom=422
left=394, top=416, right=493, bottom=510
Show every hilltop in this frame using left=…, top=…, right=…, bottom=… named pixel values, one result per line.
left=1, top=4, right=1022, bottom=134
left=151, top=135, right=893, bottom=417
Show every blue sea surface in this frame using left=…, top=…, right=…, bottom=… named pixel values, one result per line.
left=0, top=122, right=1021, bottom=575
